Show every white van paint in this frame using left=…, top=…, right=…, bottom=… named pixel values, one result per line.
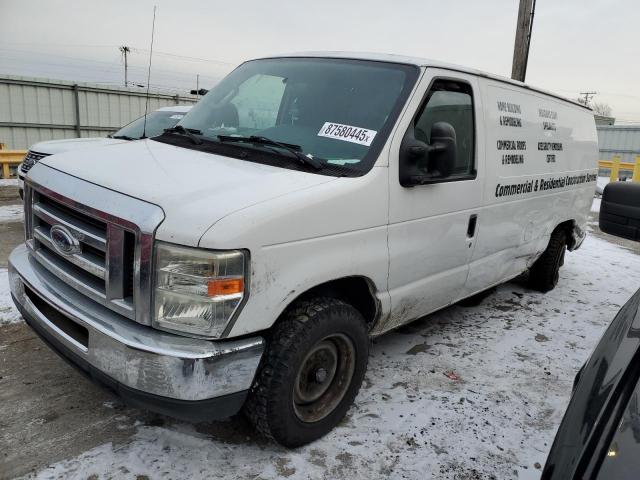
left=10, top=52, right=598, bottom=444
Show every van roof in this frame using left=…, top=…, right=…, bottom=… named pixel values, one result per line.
left=259, top=51, right=590, bottom=111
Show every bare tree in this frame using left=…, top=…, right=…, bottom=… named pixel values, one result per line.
left=592, top=102, right=612, bottom=117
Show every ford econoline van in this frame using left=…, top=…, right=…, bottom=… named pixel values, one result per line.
left=8, top=52, right=598, bottom=447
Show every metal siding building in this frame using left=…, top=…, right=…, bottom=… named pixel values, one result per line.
left=597, top=125, right=640, bottom=163
left=0, top=75, right=198, bottom=149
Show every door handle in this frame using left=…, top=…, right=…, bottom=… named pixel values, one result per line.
left=467, top=214, right=478, bottom=238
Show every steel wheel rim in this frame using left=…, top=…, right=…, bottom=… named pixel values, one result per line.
left=293, top=333, right=356, bottom=423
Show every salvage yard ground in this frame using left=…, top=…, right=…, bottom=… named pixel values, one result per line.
left=1, top=201, right=639, bottom=480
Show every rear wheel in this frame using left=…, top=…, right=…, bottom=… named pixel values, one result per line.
left=244, top=297, right=369, bottom=447
left=529, top=228, right=567, bottom=292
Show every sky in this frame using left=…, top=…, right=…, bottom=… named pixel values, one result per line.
left=1, top=0, right=639, bottom=123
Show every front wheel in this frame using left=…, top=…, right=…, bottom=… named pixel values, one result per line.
left=244, top=297, right=369, bottom=447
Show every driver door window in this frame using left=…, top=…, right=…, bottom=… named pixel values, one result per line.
left=414, top=80, right=476, bottom=179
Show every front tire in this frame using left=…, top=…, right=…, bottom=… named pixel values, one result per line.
left=529, top=228, right=567, bottom=292
left=244, top=297, right=369, bottom=447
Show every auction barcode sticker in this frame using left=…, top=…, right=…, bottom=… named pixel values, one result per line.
left=317, top=122, right=377, bottom=146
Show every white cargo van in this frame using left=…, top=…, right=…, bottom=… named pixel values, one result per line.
left=8, top=53, right=598, bottom=447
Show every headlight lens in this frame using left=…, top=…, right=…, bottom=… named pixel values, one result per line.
left=153, top=242, right=246, bottom=338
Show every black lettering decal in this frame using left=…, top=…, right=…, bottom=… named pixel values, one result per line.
left=497, top=101, right=522, bottom=114
left=500, top=116, right=522, bottom=127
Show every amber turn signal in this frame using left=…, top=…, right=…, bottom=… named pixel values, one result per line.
left=207, top=277, right=244, bottom=297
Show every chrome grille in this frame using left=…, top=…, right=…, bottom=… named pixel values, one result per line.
left=24, top=167, right=164, bottom=326
left=26, top=188, right=136, bottom=320
left=20, top=150, right=50, bottom=174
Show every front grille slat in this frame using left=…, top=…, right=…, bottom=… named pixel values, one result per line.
left=27, top=189, right=136, bottom=321
left=35, top=245, right=106, bottom=299
left=34, top=246, right=134, bottom=318
left=33, top=226, right=106, bottom=279
left=33, top=202, right=107, bottom=252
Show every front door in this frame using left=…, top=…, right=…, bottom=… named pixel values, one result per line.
left=383, top=69, right=485, bottom=332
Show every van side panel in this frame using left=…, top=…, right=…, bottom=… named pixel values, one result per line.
left=462, top=80, right=598, bottom=298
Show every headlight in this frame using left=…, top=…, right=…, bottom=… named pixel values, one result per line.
left=153, top=242, right=247, bottom=338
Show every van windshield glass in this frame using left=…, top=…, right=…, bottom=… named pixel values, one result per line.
left=174, top=58, right=418, bottom=175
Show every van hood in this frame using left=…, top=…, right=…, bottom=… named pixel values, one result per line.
left=38, top=139, right=336, bottom=246
left=30, top=137, right=126, bottom=155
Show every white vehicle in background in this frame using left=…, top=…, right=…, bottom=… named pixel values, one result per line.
left=17, top=105, right=192, bottom=196
left=9, top=53, right=598, bottom=447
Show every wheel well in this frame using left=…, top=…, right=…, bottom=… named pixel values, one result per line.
left=554, top=219, right=578, bottom=250
left=293, top=276, right=380, bottom=328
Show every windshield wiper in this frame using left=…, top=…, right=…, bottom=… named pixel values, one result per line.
left=111, top=135, right=136, bottom=141
left=164, top=125, right=203, bottom=145
left=217, top=135, right=323, bottom=170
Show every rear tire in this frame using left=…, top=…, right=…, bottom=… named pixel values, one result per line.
left=529, top=228, right=567, bottom=292
left=244, top=297, right=369, bottom=447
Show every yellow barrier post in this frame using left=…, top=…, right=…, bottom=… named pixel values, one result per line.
left=634, top=155, right=640, bottom=183
left=0, top=150, right=28, bottom=179
left=610, top=155, right=621, bottom=182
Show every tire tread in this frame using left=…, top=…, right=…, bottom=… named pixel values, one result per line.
left=244, top=297, right=367, bottom=445
left=529, top=228, right=567, bottom=292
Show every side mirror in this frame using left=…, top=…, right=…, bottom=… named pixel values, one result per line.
left=399, top=121, right=457, bottom=187
left=599, top=182, right=640, bottom=241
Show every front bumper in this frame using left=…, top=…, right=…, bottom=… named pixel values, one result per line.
left=8, top=244, right=264, bottom=421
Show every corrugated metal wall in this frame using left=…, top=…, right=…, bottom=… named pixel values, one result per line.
left=597, top=125, right=640, bottom=163
left=0, top=75, right=198, bottom=149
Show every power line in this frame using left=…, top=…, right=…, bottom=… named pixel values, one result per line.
left=0, top=47, right=127, bottom=68
left=0, top=42, right=120, bottom=49
left=0, top=46, right=234, bottom=74
left=0, top=42, right=237, bottom=65
left=129, top=47, right=235, bottom=66
left=0, top=50, right=220, bottom=86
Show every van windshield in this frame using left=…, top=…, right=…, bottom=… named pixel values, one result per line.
left=169, top=57, right=418, bottom=176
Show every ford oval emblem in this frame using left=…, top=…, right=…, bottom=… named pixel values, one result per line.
left=50, top=225, right=81, bottom=256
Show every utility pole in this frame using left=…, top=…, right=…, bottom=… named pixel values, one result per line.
left=511, top=0, right=536, bottom=82
left=579, top=91, right=598, bottom=106
left=119, top=46, right=131, bottom=87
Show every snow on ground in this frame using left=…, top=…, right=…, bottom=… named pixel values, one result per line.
left=0, top=203, right=23, bottom=223
left=16, top=234, right=640, bottom=480
left=0, top=268, right=22, bottom=325
left=591, top=197, right=601, bottom=213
